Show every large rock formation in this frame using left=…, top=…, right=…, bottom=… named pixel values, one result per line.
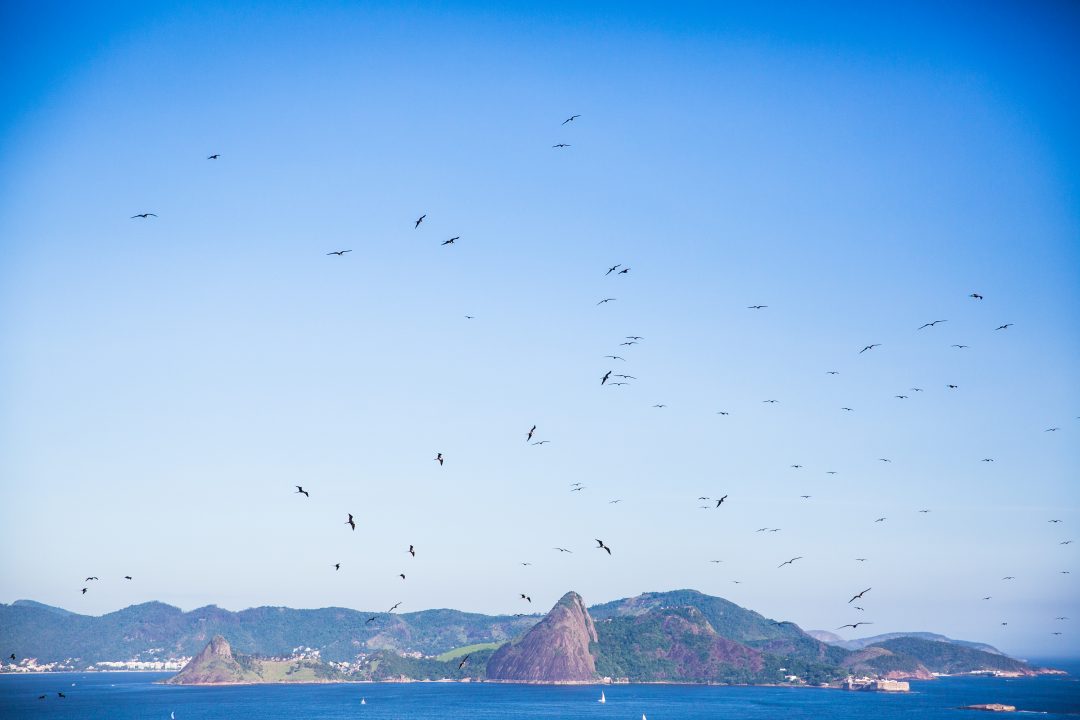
left=486, top=591, right=598, bottom=682
left=166, top=635, right=253, bottom=684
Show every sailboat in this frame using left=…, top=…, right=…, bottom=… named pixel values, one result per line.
left=360, top=698, right=366, bottom=705
left=170, top=713, right=175, bottom=720
left=598, top=690, right=606, bottom=704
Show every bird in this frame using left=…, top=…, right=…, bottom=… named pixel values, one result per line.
left=57, top=692, right=65, bottom=698
left=763, top=399, right=779, bottom=404
left=207, top=154, right=220, bottom=159
left=837, top=622, right=873, bottom=630
left=435, top=452, right=444, bottom=466
left=130, top=213, right=157, bottom=219
left=826, top=370, right=839, bottom=375
left=388, top=602, right=402, bottom=612
left=716, top=495, right=728, bottom=507
left=604, top=355, right=626, bottom=361
left=995, top=323, right=1013, bottom=330
left=365, top=616, right=377, bottom=625
left=983, top=597, right=992, bottom=601
left=37, top=695, right=45, bottom=700
left=1061, top=540, right=1074, bottom=545
left=552, top=143, right=571, bottom=148
left=414, top=214, right=426, bottom=228
left=1046, top=427, right=1060, bottom=432
left=848, top=588, right=871, bottom=603
left=465, top=315, right=474, bottom=319
left=345, top=514, right=356, bottom=530
left=1049, top=519, right=1063, bottom=523
left=1002, top=576, right=1015, bottom=580
left=326, top=249, right=352, bottom=256
left=619, top=341, right=637, bottom=346
left=334, top=563, right=341, bottom=571
left=562, top=114, right=581, bottom=125
left=826, top=471, right=838, bottom=475
left=947, top=384, right=959, bottom=389
left=918, top=509, right=931, bottom=513
left=521, top=562, right=533, bottom=565
left=81, top=588, right=87, bottom=594
left=595, top=539, right=612, bottom=555
left=123, top=576, right=132, bottom=580
left=747, top=305, right=767, bottom=309
left=790, top=464, right=803, bottom=469
left=601, top=371, right=612, bottom=385
left=626, top=336, right=644, bottom=340
left=527, top=425, right=536, bottom=442
left=9, top=654, right=15, bottom=660
left=295, top=486, right=309, bottom=497
left=399, top=574, right=406, bottom=580
left=778, top=556, right=803, bottom=568
left=652, top=404, right=667, bottom=408
left=458, top=654, right=471, bottom=669
left=717, top=411, right=730, bottom=415
left=614, top=374, right=636, bottom=379
left=618, top=268, right=630, bottom=274
left=855, top=558, right=868, bottom=562
left=553, top=547, right=573, bottom=553
left=520, top=594, right=531, bottom=602
left=841, top=407, right=854, bottom=412
left=85, top=576, right=98, bottom=581
left=859, top=344, right=881, bottom=353
left=709, top=560, right=723, bottom=564
left=918, top=320, right=947, bottom=329
left=970, top=293, right=983, bottom=300
left=878, top=458, right=891, bottom=463
left=570, top=486, right=585, bottom=492
left=532, top=440, right=550, bottom=445
left=951, top=344, right=970, bottom=349
left=409, top=545, right=416, bottom=557
left=853, top=606, right=865, bottom=611
left=910, top=387, right=923, bottom=392
left=441, top=237, right=459, bottom=246
left=605, top=264, right=621, bottom=275
left=895, top=395, right=908, bottom=399
left=800, top=495, right=811, bottom=499
left=609, top=499, right=622, bottom=504
left=597, top=298, right=616, bottom=304
left=982, top=458, right=994, bottom=462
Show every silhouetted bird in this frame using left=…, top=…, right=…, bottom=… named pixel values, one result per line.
left=918, top=320, right=947, bottom=329
left=334, top=563, right=341, bottom=571
left=601, top=371, right=611, bottom=385
left=562, top=115, right=581, bottom=125
left=435, top=453, right=444, bottom=466
left=520, top=594, right=531, bottom=602
left=778, top=556, right=803, bottom=568
left=716, top=495, right=728, bottom=507
left=527, top=425, right=536, bottom=442
left=995, top=323, right=1013, bottom=330
left=442, top=237, right=459, bottom=245
left=130, top=213, right=157, bottom=219
left=837, top=622, right=873, bottom=630
left=207, top=154, right=220, bottom=159
left=552, top=143, right=571, bottom=148
left=606, top=264, right=621, bottom=275
left=295, top=486, right=309, bottom=497
left=414, top=214, right=426, bottom=228
left=458, top=654, right=471, bottom=669
left=848, top=588, right=871, bottom=603
left=409, top=545, right=416, bottom=556
left=346, top=514, right=356, bottom=531
left=748, top=305, right=767, bottom=309
left=597, top=298, right=616, bottom=304
left=326, top=250, right=352, bottom=256
left=860, top=344, right=881, bottom=353
left=595, top=539, right=612, bottom=555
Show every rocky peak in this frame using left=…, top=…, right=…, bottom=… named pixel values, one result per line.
left=486, top=591, right=598, bottom=682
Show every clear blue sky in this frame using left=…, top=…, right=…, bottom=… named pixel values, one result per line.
left=1, top=1, right=1077, bottom=658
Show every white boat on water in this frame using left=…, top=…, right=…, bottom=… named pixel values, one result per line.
left=598, top=690, right=606, bottom=704
left=360, top=698, right=366, bottom=705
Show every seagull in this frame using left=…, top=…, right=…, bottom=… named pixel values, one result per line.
left=837, top=622, right=873, bottom=630
left=345, top=514, right=356, bottom=531
left=970, top=293, right=983, bottom=300
left=716, top=495, right=728, bottom=507
left=601, top=371, right=612, bottom=385
left=595, top=539, right=612, bottom=555
left=860, top=344, right=881, bottom=353
left=295, top=486, right=309, bottom=497
left=597, top=298, right=616, bottom=304
left=435, top=453, right=444, bottom=466
left=552, top=143, right=571, bottom=148
left=562, top=114, right=581, bottom=125
left=605, top=264, right=622, bottom=275
left=326, top=250, right=352, bottom=256
left=848, top=588, right=871, bottom=603
left=918, top=320, right=947, bottom=329
left=995, top=323, right=1013, bottom=330
left=130, top=213, right=157, bottom=219
left=409, top=545, right=416, bottom=557
left=441, top=237, right=459, bottom=245
left=414, top=214, right=426, bottom=228
left=778, top=556, right=803, bottom=568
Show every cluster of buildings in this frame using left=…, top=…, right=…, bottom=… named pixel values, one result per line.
left=1, top=657, right=191, bottom=673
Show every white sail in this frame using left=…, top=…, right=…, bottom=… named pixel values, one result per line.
left=360, top=698, right=366, bottom=705
left=599, top=690, right=606, bottom=703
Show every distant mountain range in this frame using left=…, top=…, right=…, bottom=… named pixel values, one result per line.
left=2, top=591, right=1057, bottom=684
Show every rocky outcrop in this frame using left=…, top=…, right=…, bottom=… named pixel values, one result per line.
left=486, top=591, right=598, bottom=682
left=165, top=635, right=255, bottom=684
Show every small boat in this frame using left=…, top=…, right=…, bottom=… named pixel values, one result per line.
left=598, top=690, right=606, bottom=704
left=360, top=698, right=366, bottom=705
left=170, top=713, right=175, bottom=720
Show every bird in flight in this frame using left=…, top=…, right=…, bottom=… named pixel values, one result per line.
left=458, top=654, right=471, bottom=669
left=207, top=154, right=220, bottom=159
left=970, top=293, right=983, bottom=300
left=85, top=576, right=99, bottom=582
left=716, top=495, right=728, bottom=507
left=874, top=517, right=886, bottom=523
left=295, top=486, right=309, bottom=497
left=763, top=399, right=779, bottom=404
left=619, top=341, right=637, bottom=346
left=855, top=558, right=868, bottom=562
left=409, top=545, right=416, bottom=557
left=995, top=323, right=1013, bottom=330
left=130, top=213, right=157, bottom=219
left=527, top=425, right=536, bottom=442
left=388, top=602, right=402, bottom=612
left=717, top=411, right=730, bottom=415
left=895, top=395, right=909, bottom=399
left=553, top=547, right=573, bottom=553
left=334, top=563, right=341, bottom=571
left=570, top=486, right=585, bottom=492
left=652, top=404, right=667, bottom=408
left=326, top=250, right=352, bottom=256
left=601, top=371, right=612, bottom=385
left=790, top=464, right=803, bottom=469
left=826, top=371, right=839, bottom=375
left=414, top=214, right=426, bottom=228
left=951, top=344, right=969, bottom=349
left=1002, top=576, right=1015, bottom=580
left=520, top=594, right=531, bottom=602
left=918, top=509, right=931, bottom=513
left=747, top=305, right=767, bottom=310
left=442, top=237, right=459, bottom=246
left=552, top=143, right=571, bottom=148
left=617, top=267, right=630, bottom=274
left=532, top=440, right=551, bottom=445
left=345, top=514, right=356, bottom=531
left=800, top=495, right=811, bottom=499
left=597, top=298, right=616, bottom=305
left=399, top=574, right=406, bottom=580
left=595, top=539, right=612, bottom=555
left=709, top=559, right=723, bottom=564
left=124, top=576, right=133, bottom=580
left=604, top=355, right=625, bottom=361
left=81, top=588, right=87, bottom=594
left=848, top=588, right=871, bottom=603
left=878, top=458, right=891, bottom=463
left=435, top=453, right=444, bottom=466
left=947, top=384, right=958, bottom=389
left=614, top=374, right=636, bottom=379
left=918, top=320, right=947, bottom=329
left=778, top=556, right=803, bottom=568
left=1049, top=519, right=1062, bottom=523
left=837, top=622, right=873, bottom=630
left=562, top=114, right=581, bottom=125
left=605, top=264, right=621, bottom=275
left=860, top=344, right=881, bottom=353
left=365, top=616, right=377, bottom=625
left=982, top=458, right=994, bottom=462
left=626, top=336, right=644, bottom=340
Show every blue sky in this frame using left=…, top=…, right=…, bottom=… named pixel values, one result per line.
left=1, top=1, right=1078, bottom=657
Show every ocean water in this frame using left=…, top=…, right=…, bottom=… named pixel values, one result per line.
left=1, top=668, right=1078, bottom=719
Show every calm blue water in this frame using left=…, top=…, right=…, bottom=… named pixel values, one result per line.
left=2, top=668, right=1078, bottom=719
